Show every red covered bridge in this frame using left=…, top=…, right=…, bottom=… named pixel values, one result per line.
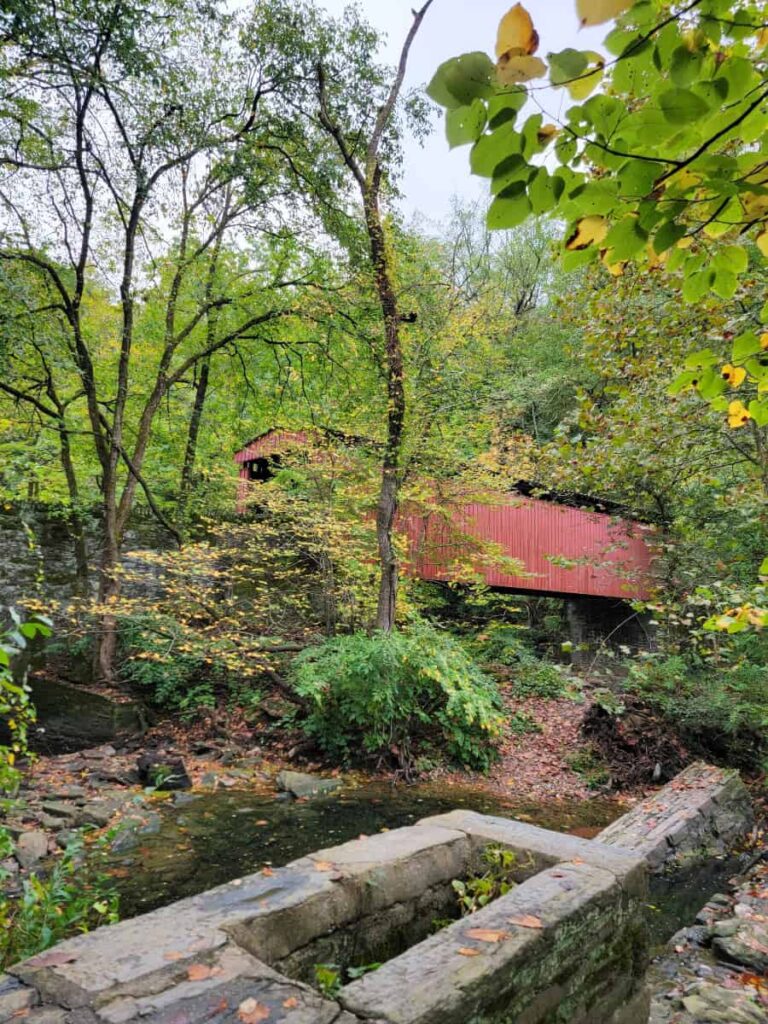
left=234, top=429, right=655, bottom=602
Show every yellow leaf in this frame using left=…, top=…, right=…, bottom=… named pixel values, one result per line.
left=601, top=250, right=625, bottom=276
left=576, top=0, right=633, bottom=26
left=757, top=227, right=768, bottom=258
left=496, top=3, right=539, bottom=58
left=761, top=333, right=768, bottom=351
left=536, top=123, right=559, bottom=145
left=721, top=364, right=746, bottom=388
left=567, top=53, right=604, bottom=101
left=743, top=193, right=768, bottom=220
left=566, top=215, right=608, bottom=250
left=728, top=400, right=751, bottom=428
left=497, top=52, right=547, bottom=83
left=457, top=947, right=482, bottom=956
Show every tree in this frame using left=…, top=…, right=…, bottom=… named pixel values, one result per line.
left=428, top=0, right=768, bottom=625
left=313, top=3, right=436, bottom=631
left=0, top=0, right=357, bottom=677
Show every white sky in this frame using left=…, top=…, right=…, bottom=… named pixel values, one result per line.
left=319, top=0, right=606, bottom=228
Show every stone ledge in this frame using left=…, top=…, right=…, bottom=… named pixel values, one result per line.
left=338, top=860, right=642, bottom=1024
left=596, top=762, right=753, bottom=871
left=416, top=809, right=648, bottom=898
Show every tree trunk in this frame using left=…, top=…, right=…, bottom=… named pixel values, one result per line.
left=364, top=182, right=406, bottom=633
left=93, top=509, right=121, bottom=683
left=179, top=353, right=211, bottom=508
left=57, top=420, right=89, bottom=593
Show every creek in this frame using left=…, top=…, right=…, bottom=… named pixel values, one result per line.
left=107, top=779, right=626, bottom=918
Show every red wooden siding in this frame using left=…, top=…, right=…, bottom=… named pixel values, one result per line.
left=235, top=430, right=655, bottom=601
left=401, top=498, right=654, bottom=600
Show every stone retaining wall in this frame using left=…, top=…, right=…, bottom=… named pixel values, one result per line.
left=0, top=763, right=753, bottom=1024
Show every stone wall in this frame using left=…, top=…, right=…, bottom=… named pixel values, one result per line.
left=0, top=764, right=753, bottom=1024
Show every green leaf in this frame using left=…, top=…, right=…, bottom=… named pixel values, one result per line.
left=603, top=216, right=648, bottom=260
left=697, top=367, right=728, bottom=400
left=669, top=46, right=705, bottom=87
left=684, top=348, right=720, bottom=369
left=427, top=52, right=495, bottom=108
left=749, top=399, right=768, bottom=426
left=617, top=159, right=663, bottom=197
left=713, top=244, right=748, bottom=275
left=668, top=370, right=698, bottom=395
left=712, top=268, right=738, bottom=299
left=759, top=557, right=768, bottom=577
left=528, top=167, right=563, bottom=214
left=565, top=180, right=618, bottom=216
left=487, top=89, right=526, bottom=129
left=548, top=48, right=588, bottom=86
left=470, top=122, right=519, bottom=177
left=446, top=100, right=487, bottom=148
left=555, top=132, right=578, bottom=165
left=733, top=331, right=762, bottom=362
left=487, top=182, right=532, bottom=230
left=490, top=154, right=531, bottom=195
left=659, top=87, right=710, bottom=125
left=653, top=220, right=687, bottom=254
left=682, top=268, right=714, bottom=304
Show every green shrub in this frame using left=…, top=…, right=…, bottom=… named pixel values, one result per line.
left=0, top=829, right=119, bottom=969
left=116, top=614, right=219, bottom=716
left=628, top=655, right=768, bottom=770
left=510, top=659, right=577, bottom=700
left=566, top=747, right=611, bottom=790
left=471, top=622, right=532, bottom=666
left=291, top=623, right=503, bottom=772
left=452, top=844, right=523, bottom=915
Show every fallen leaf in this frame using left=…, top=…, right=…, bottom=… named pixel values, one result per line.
left=186, top=964, right=222, bottom=981
left=237, top=998, right=270, bottom=1023
left=261, top=866, right=274, bottom=876
left=282, top=997, right=299, bottom=1009
left=465, top=928, right=510, bottom=943
left=508, top=914, right=544, bottom=929
left=164, top=951, right=185, bottom=961
left=255, top=820, right=269, bottom=826
left=314, top=861, right=335, bottom=872
left=457, top=947, right=482, bottom=957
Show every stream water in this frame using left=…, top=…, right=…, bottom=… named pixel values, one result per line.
left=108, top=780, right=627, bottom=918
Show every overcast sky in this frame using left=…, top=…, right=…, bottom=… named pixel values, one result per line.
left=318, top=0, right=605, bottom=229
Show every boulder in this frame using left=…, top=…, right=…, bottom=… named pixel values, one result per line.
left=275, top=770, right=342, bottom=799
left=137, top=753, right=191, bottom=791
left=712, top=918, right=768, bottom=973
left=15, top=830, right=49, bottom=869
left=24, top=678, right=144, bottom=755
left=0, top=974, right=37, bottom=1020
